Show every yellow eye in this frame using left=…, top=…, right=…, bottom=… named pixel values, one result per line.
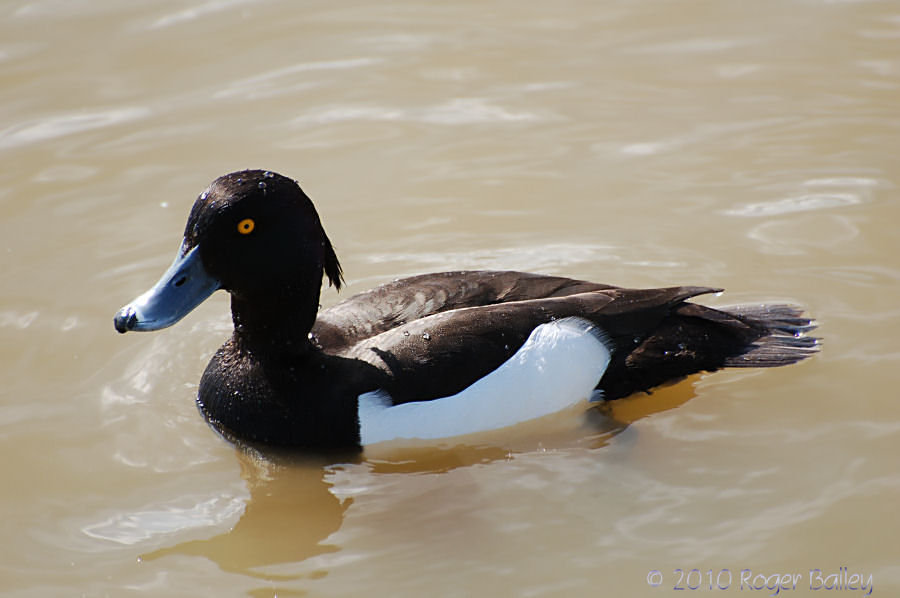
left=237, top=218, right=255, bottom=235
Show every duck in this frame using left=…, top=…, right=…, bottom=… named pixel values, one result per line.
left=114, top=169, right=818, bottom=451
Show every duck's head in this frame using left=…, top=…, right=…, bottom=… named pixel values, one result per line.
left=114, top=170, right=343, bottom=334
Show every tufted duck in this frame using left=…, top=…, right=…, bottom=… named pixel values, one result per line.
left=114, top=170, right=817, bottom=450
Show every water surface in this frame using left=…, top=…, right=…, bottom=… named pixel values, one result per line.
left=2, top=0, right=898, bottom=595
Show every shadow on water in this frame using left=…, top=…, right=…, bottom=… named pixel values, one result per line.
left=141, top=377, right=698, bottom=583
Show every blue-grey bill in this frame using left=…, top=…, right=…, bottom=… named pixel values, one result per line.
left=114, top=244, right=220, bottom=333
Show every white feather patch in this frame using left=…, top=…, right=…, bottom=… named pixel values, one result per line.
left=358, top=317, right=612, bottom=445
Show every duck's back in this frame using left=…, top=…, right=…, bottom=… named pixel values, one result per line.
left=311, top=270, right=616, bottom=351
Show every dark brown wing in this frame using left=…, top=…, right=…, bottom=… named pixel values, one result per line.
left=337, top=286, right=719, bottom=404
left=311, top=270, right=616, bottom=350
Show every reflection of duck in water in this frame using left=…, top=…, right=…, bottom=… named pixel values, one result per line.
left=114, top=170, right=817, bottom=450
left=141, top=453, right=348, bottom=579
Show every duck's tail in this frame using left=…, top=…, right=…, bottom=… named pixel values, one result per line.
left=719, top=304, right=819, bottom=368
left=597, top=296, right=819, bottom=400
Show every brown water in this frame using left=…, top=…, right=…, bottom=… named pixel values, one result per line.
left=2, top=0, right=898, bottom=596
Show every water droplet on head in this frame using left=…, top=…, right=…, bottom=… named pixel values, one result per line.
left=422, top=332, right=431, bottom=341
left=258, top=181, right=266, bottom=190
left=504, top=344, right=510, bottom=351
left=199, top=190, right=209, bottom=201
left=263, top=171, right=274, bottom=178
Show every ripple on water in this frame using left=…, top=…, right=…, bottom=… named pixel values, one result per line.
left=291, top=98, right=543, bottom=127
left=0, top=107, right=150, bottom=150
left=365, top=242, right=618, bottom=272
left=81, top=494, right=245, bottom=546
left=725, top=193, right=862, bottom=217
left=746, top=214, right=859, bottom=256
left=0, top=310, right=39, bottom=329
left=33, top=165, right=99, bottom=183
left=725, top=176, right=885, bottom=217
left=213, top=58, right=383, bottom=100
left=146, top=0, right=256, bottom=29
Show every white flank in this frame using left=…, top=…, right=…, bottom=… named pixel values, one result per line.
left=358, top=317, right=612, bottom=445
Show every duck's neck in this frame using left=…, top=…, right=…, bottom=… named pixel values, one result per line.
left=229, top=286, right=321, bottom=357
